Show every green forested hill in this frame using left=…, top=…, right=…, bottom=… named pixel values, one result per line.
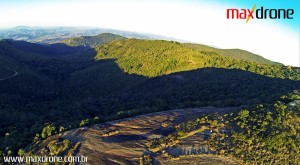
left=0, top=40, right=56, bottom=93
left=184, top=43, right=279, bottom=65
left=95, top=39, right=299, bottom=79
left=0, top=39, right=86, bottom=56
left=63, top=33, right=126, bottom=47
left=222, top=49, right=280, bottom=65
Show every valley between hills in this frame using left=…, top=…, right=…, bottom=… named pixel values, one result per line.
left=0, top=28, right=299, bottom=164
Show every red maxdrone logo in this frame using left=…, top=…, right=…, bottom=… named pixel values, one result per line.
left=227, top=4, right=294, bottom=23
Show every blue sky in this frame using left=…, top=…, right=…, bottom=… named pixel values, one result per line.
left=0, top=0, right=299, bottom=66
left=1, top=0, right=299, bottom=31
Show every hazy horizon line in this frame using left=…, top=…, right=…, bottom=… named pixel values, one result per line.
left=1, top=25, right=289, bottom=66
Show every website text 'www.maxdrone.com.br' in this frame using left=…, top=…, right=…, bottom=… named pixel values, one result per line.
left=3, top=155, right=88, bottom=163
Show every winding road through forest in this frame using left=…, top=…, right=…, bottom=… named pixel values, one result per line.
left=0, top=67, right=18, bottom=81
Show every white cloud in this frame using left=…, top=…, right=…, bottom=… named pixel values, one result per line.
left=0, top=0, right=298, bottom=66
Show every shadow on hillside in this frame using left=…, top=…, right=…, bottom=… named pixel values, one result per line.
left=2, top=50, right=299, bottom=117
left=5, top=40, right=88, bottom=56
left=65, top=58, right=300, bottom=111
left=1, top=42, right=300, bottom=123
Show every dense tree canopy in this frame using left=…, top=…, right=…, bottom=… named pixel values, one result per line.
left=95, top=39, right=300, bottom=79
left=63, top=33, right=126, bottom=47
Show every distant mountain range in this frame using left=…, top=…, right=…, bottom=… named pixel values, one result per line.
left=0, top=26, right=282, bottom=65
left=62, top=33, right=126, bottom=47
left=0, top=26, right=187, bottom=44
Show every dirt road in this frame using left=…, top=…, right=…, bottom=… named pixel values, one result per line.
left=0, top=67, right=18, bottom=81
